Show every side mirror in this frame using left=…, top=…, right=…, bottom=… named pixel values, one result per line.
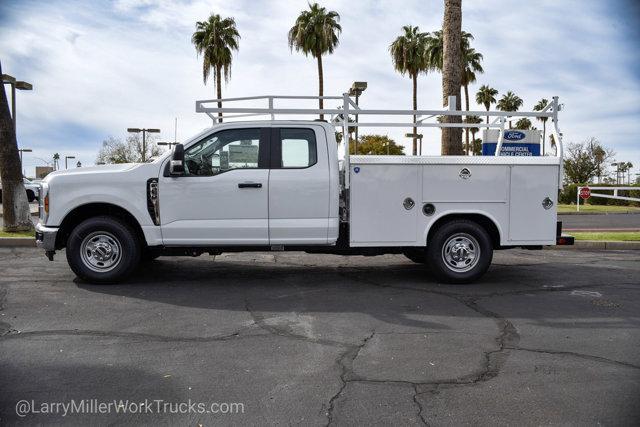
left=170, top=144, right=185, bottom=176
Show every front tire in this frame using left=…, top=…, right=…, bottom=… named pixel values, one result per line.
left=66, top=216, right=141, bottom=283
left=426, top=220, right=493, bottom=284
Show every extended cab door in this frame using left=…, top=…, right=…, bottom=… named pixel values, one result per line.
left=268, top=127, right=331, bottom=244
left=159, top=127, right=270, bottom=245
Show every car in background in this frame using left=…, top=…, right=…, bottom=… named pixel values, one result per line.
left=0, top=177, right=40, bottom=203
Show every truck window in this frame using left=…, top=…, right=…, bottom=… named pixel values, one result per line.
left=184, top=128, right=261, bottom=176
left=280, top=128, right=317, bottom=168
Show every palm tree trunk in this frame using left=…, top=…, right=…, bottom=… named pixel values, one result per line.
left=0, top=61, right=33, bottom=232
left=216, top=66, right=223, bottom=123
left=464, top=84, right=470, bottom=155
left=412, top=74, right=417, bottom=156
left=317, top=54, right=324, bottom=120
left=441, top=0, right=464, bottom=155
left=486, top=106, right=489, bottom=125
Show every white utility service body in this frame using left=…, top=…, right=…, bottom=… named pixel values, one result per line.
left=35, top=94, right=570, bottom=283
left=349, top=155, right=560, bottom=247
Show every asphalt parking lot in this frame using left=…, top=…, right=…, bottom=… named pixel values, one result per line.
left=0, top=248, right=639, bottom=425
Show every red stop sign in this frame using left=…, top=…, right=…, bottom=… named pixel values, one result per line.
left=579, top=187, right=591, bottom=200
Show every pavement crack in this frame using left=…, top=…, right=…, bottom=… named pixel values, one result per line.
left=412, top=384, right=429, bottom=426
left=0, top=328, right=254, bottom=343
left=325, top=331, right=375, bottom=426
left=508, top=346, right=640, bottom=370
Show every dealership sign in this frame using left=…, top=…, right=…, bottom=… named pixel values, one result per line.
left=482, top=129, right=541, bottom=156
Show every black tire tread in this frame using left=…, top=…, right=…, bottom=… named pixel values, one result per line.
left=66, top=216, right=141, bottom=283
left=426, top=219, right=493, bottom=284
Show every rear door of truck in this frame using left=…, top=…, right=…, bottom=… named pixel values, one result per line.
left=268, top=126, right=331, bottom=244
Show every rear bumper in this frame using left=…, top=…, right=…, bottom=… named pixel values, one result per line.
left=556, top=220, right=575, bottom=246
left=35, top=222, right=58, bottom=251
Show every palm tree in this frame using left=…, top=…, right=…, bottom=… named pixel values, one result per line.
left=390, top=25, right=429, bottom=155
left=533, top=98, right=549, bottom=155
left=441, top=0, right=463, bottom=154
left=475, top=85, right=498, bottom=124
left=288, top=3, right=341, bottom=120
left=192, top=13, right=240, bottom=123
left=423, top=30, right=474, bottom=72
left=514, top=118, right=532, bottom=130
left=496, top=91, right=523, bottom=129
left=0, top=61, right=33, bottom=232
left=461, top=47, right=483, bottom=152
left=52, top=153, right=60, bottom=170
left=464, top=115, right=483, bottom=155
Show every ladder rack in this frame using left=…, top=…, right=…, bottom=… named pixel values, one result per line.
left=195, top=94, right=564, bottom=188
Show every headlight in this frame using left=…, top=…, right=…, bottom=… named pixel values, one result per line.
left=39, top=182, right=49, bottom=223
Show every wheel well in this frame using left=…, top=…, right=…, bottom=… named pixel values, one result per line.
left=427, top=214, right=501, bottom=248
left=56, top=203, right=146, bottom=249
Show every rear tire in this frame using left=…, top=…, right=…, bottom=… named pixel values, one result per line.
left=66, top=216, right=141, bottom=283
left=426, top=219, right=493, bottom=284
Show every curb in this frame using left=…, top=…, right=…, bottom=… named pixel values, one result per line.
left=559, top=211, right=640, bottom=216
left=550, top=240, right=640, bottom=250
left=0, top=237, right=36, bottom=247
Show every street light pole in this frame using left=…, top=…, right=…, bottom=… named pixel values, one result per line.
left=18, top=148, right=32, bottom=166
left=2, top=74, right=33, bottom=130
left=127, top=127, right=160, bottom=162
left=348, top=82, right=367, bottom=155
left=405, top=133, right=423, bottom=155
left=65, top=156, right=75, bottom=170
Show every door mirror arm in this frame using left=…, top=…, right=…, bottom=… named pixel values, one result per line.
left=169, top=144, right=185, bottom=176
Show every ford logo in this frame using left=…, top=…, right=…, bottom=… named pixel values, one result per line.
left=504, top=131, right=525, bottom=141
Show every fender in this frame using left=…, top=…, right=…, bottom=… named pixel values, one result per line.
left=422, top=209, right=504, bottom=246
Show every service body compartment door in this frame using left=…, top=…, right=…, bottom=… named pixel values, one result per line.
left=349, top=164, right=420, bottom=246
left=508, top=165, right=558, bottom=243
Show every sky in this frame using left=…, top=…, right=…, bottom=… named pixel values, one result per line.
left=1, top=0, right=639, bottom=179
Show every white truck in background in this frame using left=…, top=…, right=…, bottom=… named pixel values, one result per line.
left=35, top=94, right=573, bottom=283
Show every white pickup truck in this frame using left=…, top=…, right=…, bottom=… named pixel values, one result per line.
left=35, top=94, right=572, bottom=283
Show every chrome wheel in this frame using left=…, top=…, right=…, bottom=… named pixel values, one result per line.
left=80, top=231, right=122, bottom=272
left=441, top=233, right=480, bottom=273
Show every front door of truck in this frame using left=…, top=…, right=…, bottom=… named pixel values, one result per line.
left=159, top=127, right=270, bottom=245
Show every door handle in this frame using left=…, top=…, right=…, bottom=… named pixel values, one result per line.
left=238, top=182, right=262, bottom=189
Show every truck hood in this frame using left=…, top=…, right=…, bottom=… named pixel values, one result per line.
left=42, top=163, right=155, bottom=184
left=47, top=163, right=137, bottom=176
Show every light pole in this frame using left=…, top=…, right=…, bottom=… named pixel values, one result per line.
left=65, top=156, right=75, bottom=170
left=405, top=133, right=423, bottom=155
left=127, top=127, right=160, bottom=162
left=2, top=74, right=33, bottom=130
left=348, top=82, right=367, bottom=154
left=612, top=162, right=620, bottom=185
left=18, top=148, right=32, bottom=166
left=157, top=141, right=179, bottom=149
